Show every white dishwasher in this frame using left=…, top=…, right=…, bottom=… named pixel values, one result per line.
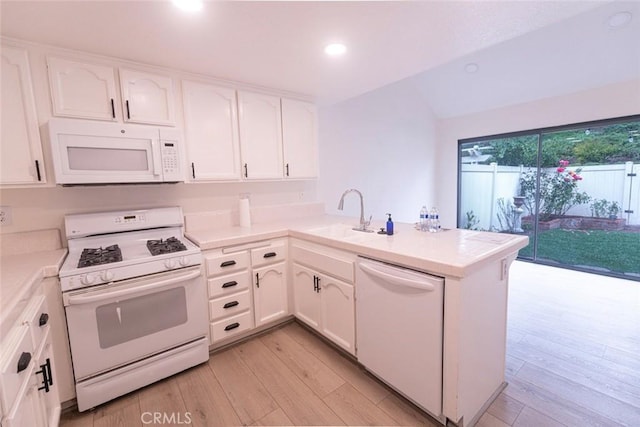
left=356, top=257, right=444, bottom=418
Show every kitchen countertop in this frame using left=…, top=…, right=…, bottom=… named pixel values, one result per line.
left=0, top=248, right=67, bottom=335
left=186, top=215, right=529, bottom=278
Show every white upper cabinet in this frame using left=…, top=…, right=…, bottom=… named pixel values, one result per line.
left=47, top=57, right=118, bottom=121
left=182, top=81, right=241, bottom=181
left=237, top=91, right=283, bottom=180
left=120, top=69, right=176, bottom=126
left=1, top=45, right=46, bottom=185
left=281, top=99, right=317, bottom=179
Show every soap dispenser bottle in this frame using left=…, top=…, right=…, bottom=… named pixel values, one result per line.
left=386, top=213, right=394, bottom=236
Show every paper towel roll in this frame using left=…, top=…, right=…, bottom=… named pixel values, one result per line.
left=239, top=198, right=251, bottom=228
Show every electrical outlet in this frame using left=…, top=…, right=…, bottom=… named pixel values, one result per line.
left=0, top=206, right=13, bottom=226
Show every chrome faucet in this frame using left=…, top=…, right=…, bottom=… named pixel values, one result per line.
left=337, top=189, right=373, bottom=232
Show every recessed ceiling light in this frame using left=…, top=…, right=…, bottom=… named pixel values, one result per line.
left=172, top=0, right=203, bottom=12
left=607, top=11, right=632, bottom=29
left=464, top=63, right=479, bottom=74
left=324, top=43, right=347, bottom=56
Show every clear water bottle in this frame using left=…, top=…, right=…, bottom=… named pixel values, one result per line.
left=428, top=207, right=435, bottom=232
left=419, top=206, right=428, bottom=232
left=430, top=207, right=440, bottom=233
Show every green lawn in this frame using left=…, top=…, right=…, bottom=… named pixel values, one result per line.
left=518, top=229, right=640, bottom=275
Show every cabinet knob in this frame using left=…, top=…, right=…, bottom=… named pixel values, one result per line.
left=39, top=313, right=49, bottom=327
left=17, top=352, right=31, bottom=373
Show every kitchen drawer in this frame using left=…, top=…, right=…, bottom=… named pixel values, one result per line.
left=291, top=244, right=354, bottom=283
left=210, top=311, right=254, bottom=343
left=251, top=241, right=287, bottom=267
left=205, top=251, right=250, bottom=276
left=207, top=270, right=250, bottom=298
left=209, top=290, right=252, bottom=321
left=0, top=326, right=35, bottom=413
left=21, top=295, right=49, bottom=350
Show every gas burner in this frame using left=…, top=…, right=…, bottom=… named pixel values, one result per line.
left=78, top=245, right=123, bottom=268
left=146, top=237, right=187, bottom=256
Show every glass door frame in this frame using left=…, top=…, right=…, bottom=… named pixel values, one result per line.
left=456, top=113, right=640, bottom=280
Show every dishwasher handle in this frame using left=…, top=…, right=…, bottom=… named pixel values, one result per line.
left=359, top=261, right=435, bottom=291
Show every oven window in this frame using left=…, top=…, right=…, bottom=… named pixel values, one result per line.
left=67, top=146, right=149, bottom=171
left=95, top=287, right=187, bottom=348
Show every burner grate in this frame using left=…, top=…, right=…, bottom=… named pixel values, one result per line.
left=78, top=245, right=123, bottom=268
left=146, top=237, right=187, bottom=256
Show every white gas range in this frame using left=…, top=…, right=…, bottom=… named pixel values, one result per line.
left=59, top=207, right=202, bottom=291
left=59, top=207, right=208, bottom=412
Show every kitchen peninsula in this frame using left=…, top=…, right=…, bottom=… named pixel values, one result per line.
left=186, top=213, right=529, bottom=427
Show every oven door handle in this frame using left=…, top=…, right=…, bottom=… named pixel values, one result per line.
left=65, top=270, right=201, bottom=305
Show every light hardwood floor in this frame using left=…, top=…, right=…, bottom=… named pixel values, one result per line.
left=60, top=261, right=640, bottom=427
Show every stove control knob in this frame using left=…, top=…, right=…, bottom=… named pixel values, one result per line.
left=178, top=256, right=189, bottom=267
left=100, top=270, right=115, bottom=282
left=164, top=259, right=177, bottom=269
left=81, top=274, right=96, bottom=286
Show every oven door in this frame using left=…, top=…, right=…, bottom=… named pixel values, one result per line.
left=63, top=266, right=207, bottom=381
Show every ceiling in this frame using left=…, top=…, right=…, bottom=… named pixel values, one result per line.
left=1, top=1, right=639, bottom=118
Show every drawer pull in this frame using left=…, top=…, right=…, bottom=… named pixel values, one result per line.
left=263, top=252, right=277, bottom=258
left=224, top=322, right=240, bottom=331
left=223, top=301, right=239, bottom=309
left=220, top=260, right=237, bottom=268
left=39, top=313, right=49, bottom=327
left=222, top=280, right=238, bottom=288
left=17, top=352, right=31, bottom=373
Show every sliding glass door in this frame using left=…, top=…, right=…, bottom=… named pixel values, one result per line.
left=457, top=115, right=640, bottom=280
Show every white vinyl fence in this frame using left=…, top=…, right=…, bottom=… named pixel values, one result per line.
left=460, top=162, right=639, bottom=230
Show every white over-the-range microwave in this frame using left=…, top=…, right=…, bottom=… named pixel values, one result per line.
left=46, top=118, right=184, bottom=185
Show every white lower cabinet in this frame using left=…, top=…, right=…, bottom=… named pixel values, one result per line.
left=318, top=274, right=355, bottom=354
left=292, top=265, right=321, bottom=330
left=291, top=240, right=356, bottom=355
left=251, top=240, right=289, bottom=327
left=1, top=291, right=60, bottom=427
left=253, top=262, right=288, bottom=327
left=204, top=249, right=254, bottom=344
left=204, top=239, right=289, bottom=346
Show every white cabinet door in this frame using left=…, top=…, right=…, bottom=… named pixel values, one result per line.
left=1, top=45, right=46, bottom=185
left=253, top=262, right=288, bottom=327
left=281, top=99, right=317, bottom=179
left=120, top=69, right=176, bottom=126
left=237, top=91, right=283, bottom=179
left=182, top=81, right=241, bottom=181
left=292, top=264, right=321, bottom=331
left=4, top=366, right=47, bottom=427
left=47, top=57, right=118, bottom=121
left=318, top=273, right=355, bottom=355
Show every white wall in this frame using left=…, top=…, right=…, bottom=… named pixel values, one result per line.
left=0, top=181, right=316, bottom=236
left=318, top=77, right=438, bottom=225
left=436, top=78, right=640, bottom=229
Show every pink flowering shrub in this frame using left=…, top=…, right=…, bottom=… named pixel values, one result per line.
left=519, top=160, right=590, bottom=220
